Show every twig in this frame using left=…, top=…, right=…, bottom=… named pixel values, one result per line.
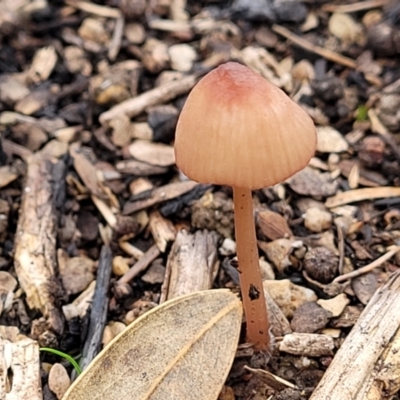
left=272, top=24, right=357, bottom=69
left=79, top=245, right=112, bottom=372
left=333, top=246, right=400, bottom=283
left=321, top=0, right=389, bottom=13
left=64, top=0, right=121, bottom=18
left=99, top=73, right=201, bottom=125
left=117, top=244, right=161, bottom=284
left=108, top=15, right=124, bottom=61
left=326, top=187, right=400, bottom=208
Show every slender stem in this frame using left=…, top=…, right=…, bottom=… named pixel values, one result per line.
left=233, top=186, right=270, bottom=351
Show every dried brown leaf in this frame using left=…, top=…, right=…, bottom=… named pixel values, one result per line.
left=257, top=209, right=292, bottom=240
left=63, top=290, right=242, bottom=400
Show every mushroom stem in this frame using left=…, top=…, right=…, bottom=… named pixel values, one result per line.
left=233, top=186, right=270, bottom=351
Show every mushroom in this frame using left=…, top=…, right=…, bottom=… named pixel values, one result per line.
left=174, top=62, right=316, bottom=351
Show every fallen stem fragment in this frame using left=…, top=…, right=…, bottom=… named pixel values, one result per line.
left=333, top=246, right=400, bottom=283
left=118, top=244, right=161, bottom=284
left=100, top=73, right=201, bottom=125
left=326, top=187, right=400, bottom=208
left=321, top=0, right=389, bottom=13
left=272, top=24, right=357, bottom=69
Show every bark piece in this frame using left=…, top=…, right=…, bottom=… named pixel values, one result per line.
left=79, top=245, right=112, bottom=372
left=0, top=338, right=42, bottom=400
left=161, top=230, right=219, bottom=301
left=257, top=209, right=292, bottom=240
left=14, top=153, right=65, bottom=334
left=310, top=271, right=400, bottom=400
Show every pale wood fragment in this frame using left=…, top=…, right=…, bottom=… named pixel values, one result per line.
left=326, top=187, right=400, bottom=208
left=279, top=333, right=334, bottom=357
left=117, top=244, right=161, bottom=285
left=322, top=0, right=389, bottom=13
left=149, top=211, right=177, bottom=252
left=116, top=160, right=168, bottom=176
left=0, top=338, right=42, bottom=400
left=99, top=73, right=199, bottom=125
left=310, top=271, right=400, bottom=400
left=161, top=230, right=219, bottom=301
left=64, top=0, right=121, bottom=18
left=14, top=153, right=65, bottom=333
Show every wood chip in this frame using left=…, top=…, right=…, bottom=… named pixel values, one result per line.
left=161, top=230, right=219, bottom=301
left=116, top=159, right=168, bottom=176
left=128, top=140, right=175, bottom=167
left=70, top=143, right=105, bottom=198
left=149, top=211, right=177, bottom=252
left=123, top=181, right=199, bottom=215
left=0, top=338, right=42, bottom=399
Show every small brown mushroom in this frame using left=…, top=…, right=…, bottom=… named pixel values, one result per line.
left=174, top=62, right=316, bottom=351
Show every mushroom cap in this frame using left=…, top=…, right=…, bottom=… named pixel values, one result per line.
left=174, top=62, right=317, bottom=189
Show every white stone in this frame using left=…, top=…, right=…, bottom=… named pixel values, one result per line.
left=168, top=44, right=197, bottom=72
left=316, top=126, right=349, bottom=153
left=318, top=294, right=350, bottom=317
left=304, top=207, right=332, bottom=232
left=263, top=279, right=317, bottom=318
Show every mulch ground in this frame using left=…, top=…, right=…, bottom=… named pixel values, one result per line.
left=1, top=0, right=400, bottom=399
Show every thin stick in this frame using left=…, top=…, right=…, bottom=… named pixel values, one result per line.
left=321, top=0, right=389, bottom=13
left=233, top=187, right=270, bottom=351
left=333, top=246, right=400, bottom=283
left=272, top=24, right=357, bottom=69
left=99, top=74, right=200, bottom=125
left=65, top=0, right=121, bottom=18
left=117, top=244, right=161, bottom=284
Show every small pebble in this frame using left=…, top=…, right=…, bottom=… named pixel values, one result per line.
left=112, top=256, right=130, bottom=276
left=318, top=294, right=350, bottom=317
left=304, top=207, right=332, bottom=233
left=263, top=279, right=317, bottom=318
left=291, top=302, right=330, bottom=333
left=168, top=44, right=197, bottom=72
left=316, top=126, right=349, bottom=153
left=48, top=363, right=71, bottom=400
